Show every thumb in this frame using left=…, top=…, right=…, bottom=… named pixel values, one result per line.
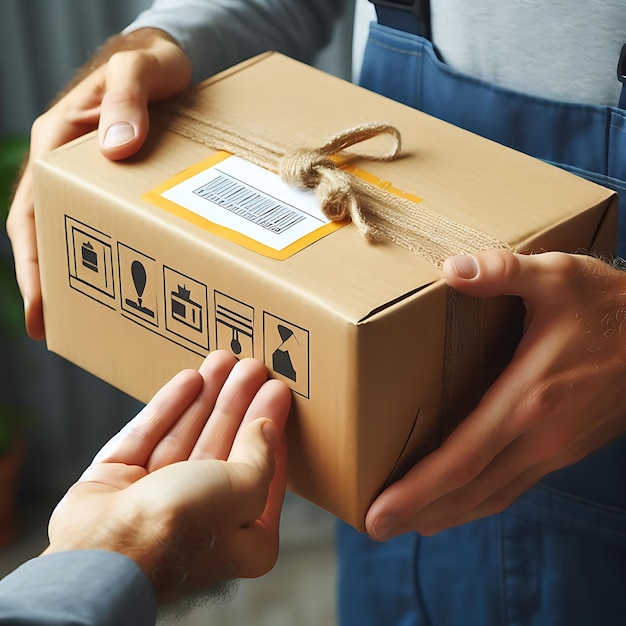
left=228, top=418, right=280, bottom=483
left=98, top=37, right=191, bottom=160
left=443, top=249, right=560, bottom=300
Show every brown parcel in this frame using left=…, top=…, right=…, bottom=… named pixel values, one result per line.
left=34, top=52, right=616, bottom=530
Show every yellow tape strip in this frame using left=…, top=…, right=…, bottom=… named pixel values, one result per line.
left=143, top=151, right=423, bottom=260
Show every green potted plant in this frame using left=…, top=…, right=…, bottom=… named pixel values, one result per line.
left=0, top=135, right=30, bottom=547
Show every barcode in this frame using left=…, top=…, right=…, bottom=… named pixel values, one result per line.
left=193, top=174, right=306, bottom=234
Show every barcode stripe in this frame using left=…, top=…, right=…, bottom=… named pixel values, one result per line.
left=194, top=175, right=306, bottom=234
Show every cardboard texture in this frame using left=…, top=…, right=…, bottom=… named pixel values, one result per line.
left=34, top=52, right=617, bottom=530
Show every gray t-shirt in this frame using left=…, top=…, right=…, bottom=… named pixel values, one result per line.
left=125, top=0, right=346, bottom=84
left=127, top=0, right=626, bottom=106
left=430, top=0, right=625, bottom=106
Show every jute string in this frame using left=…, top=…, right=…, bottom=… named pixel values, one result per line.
left=154, top=99, right=513, bottom=439
left=155, top=101, right=511, bottom=268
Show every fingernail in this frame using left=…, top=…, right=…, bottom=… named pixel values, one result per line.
left=372, top=514, right=396, bottom=540
left=450, top=255, right=479, bottom=279
left=261, top=420, right=280, bottom=450
left=103, top=122, right=135, bottom=148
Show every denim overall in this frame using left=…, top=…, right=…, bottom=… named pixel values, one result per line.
left=336, top=16, right=626, bottom=626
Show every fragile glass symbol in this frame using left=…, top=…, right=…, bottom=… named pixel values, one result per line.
left=171, top=284, right=203, bottom=332
left=272, top=324, right=298, bottom=381
left=125, top=260, right=155, bottom=318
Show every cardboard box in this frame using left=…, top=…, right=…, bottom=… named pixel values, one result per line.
left=34, top=52, right=617, bottom=529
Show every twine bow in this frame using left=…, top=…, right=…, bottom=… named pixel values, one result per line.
left=278, top=123, right=402, bottom=238
left=155, top=96, right=516, bottom=443
left=156, top=95, right=510, bottom=266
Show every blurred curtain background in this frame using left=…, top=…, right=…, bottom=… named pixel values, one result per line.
left=0, top=0, right=353, bottom=507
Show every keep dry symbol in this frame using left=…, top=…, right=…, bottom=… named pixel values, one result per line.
left=272, top=324, right=298, bottom=381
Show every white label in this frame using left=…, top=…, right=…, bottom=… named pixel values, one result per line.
left=160, top=155, right=330, bottom=252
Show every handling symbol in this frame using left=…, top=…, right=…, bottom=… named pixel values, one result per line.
left=272, top=324, right=297, bottom=381
left=170, top=284, right=203, bottom=332
left=231, top=328, right=242, bottom=355
left=125, top=260, right=155, bottom=318
left=81, top=241, right=98, bottom=273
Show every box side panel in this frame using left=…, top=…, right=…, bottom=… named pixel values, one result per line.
left=35, top=159, right=209, bottom=402
left=588, top=194, right=619, bottom=259
left=285, top=316, right=361, bottom=525
left=359, top=282, right=524, bottom=520
left=35, top=155, right=372, bottom=525
left=517, top=195, right=617, bottom=256
left=350, top=281, right=448, bottom=530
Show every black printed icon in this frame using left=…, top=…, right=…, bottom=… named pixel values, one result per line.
left=66, top=217, right=115, bottom=304
left=272, top=324, right=298, bottom=381
left=171, top=285, right=202, bottom=332
left=215, top=292, right=254, bottom=359
left=230, top=328, right=242, bottom=355
left=81, top=241, right=98, bottom=273
left=263, top=313, right=309, bottom=398
left=125, top=260, right=155, bottom=318
left=163, top=266, right=208, bottom=351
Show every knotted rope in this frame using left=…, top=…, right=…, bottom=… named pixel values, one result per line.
left=154, top=97, right=514, bottom=440
left=279, top=123, right=401, bottom=237
left=154, top=99, right=511, bottom=268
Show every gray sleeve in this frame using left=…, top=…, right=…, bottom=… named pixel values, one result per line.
left=0, top=551, right=156, bottom=626
left=123, top=0, right=347, bottom=83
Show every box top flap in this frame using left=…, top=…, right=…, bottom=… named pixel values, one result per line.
left=39, top=52, right=615, bottom=320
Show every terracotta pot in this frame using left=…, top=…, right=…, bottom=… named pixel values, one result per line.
left=0, top=436, right=24, bottom=549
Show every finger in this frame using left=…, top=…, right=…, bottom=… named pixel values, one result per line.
left=226, top=427, right=289, bottom=581
left=226, top=418, right=288, bottom=579
left=146, top=351, right=238, bottom=470
left=365, top=380, right=522, bottom=541
left=7, top=70, right=111, bottom=341
left=96, top=369, right=203, bottom=467
left=228, top=379, right=291, bottom=538
left=98, top=52, right=152, bottom=159
left=443, top=249, right=576, bottom=301
left=6, top=171, right=45, bottom=340
left=98, top=38, right=191, bottom=160
left=255, top=425, right=289, bottom=553
left=411, top=463, right=547, bottom=536
left=391, top=432, right=553, bottom=536
left=189, top=358, right=271, bottom=461
left=228, top=418, right=279, bottom=490
left=229, top=379, right=292, bottom=459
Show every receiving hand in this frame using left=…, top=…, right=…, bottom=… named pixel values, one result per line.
left=43, top=351, right=292, bottom=604
left=6, top=28, right=192, bottom=340
left=366, top=249, right=626, bottom=539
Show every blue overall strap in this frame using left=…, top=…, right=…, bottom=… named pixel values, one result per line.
left=367, top=0, right=430, bottom=38
left=371, top=2, right=626, bottom=115
left=337, top=19, right=626, bottom=626
left=617, top=43, right=626, bottom=109
left=359, top=25, right=626, bottom=254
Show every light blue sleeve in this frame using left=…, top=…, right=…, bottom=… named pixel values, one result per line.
left=0, top=551, right=156, bottom=626
left=123, top=0, right=347, bottom=83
